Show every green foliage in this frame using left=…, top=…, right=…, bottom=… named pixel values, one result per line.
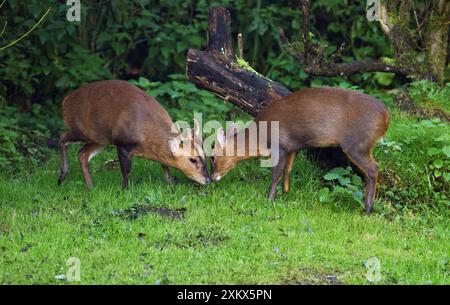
left=266, top=53, right=308, bottom=89
left=420, top=119, right=450, bottom=183
left=374, top=72, right=395, bottom=86
left=378, top=115, right=449, bottom=211
left=1, top=0, right=304, bottom=105
left=130, top=75, right=234, bottom=122
left=408, top=80, right=450, bottom=112
left=53, top=45, right=113, bottom=90
left=0, top=1, right=112, bottom=106
left=319, top=167, right=364, bottom=206
left=0, top=0, right=403, bottom=108
left=0, top=104, right=62, bottom=171
left=334, top=81, right=363, bottom=91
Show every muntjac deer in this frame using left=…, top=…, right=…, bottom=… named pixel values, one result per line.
left=211, top=88, right=390, bottom=213
left=58, top=80, right=211, bottom=188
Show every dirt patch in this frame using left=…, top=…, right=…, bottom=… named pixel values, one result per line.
left=187, top=231, right=229, bottom=247
left=151, top=226, right=229, bottom=249
left=394, top=92, right=449, bottom=122
left=283, top=267, right=344, bottom=285
left=113, top=204, right=186, bottom=220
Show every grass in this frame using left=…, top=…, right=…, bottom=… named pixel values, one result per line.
left=408, top=81, right=450, bottom=114
left=0, top=104, right=449, bottom=285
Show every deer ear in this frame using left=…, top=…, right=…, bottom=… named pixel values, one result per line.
left=193, top=118, right=201, bottom=140
left=168, top=137, right=181, bottom=156
left=183, top=130, right=193, bottom=142
left=172, top=122, right=181, bottom=134
left=216, top=127, right=225, bottom=148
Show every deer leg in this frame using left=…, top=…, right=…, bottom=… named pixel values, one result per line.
left=268, top=149, right=288, bottom=201
left=341, top=146, right=378, bottom=214
left=78, top=143, right=105, bottom=189
left=282, top=152, right=297, bottom=193
left=117, top=145, right=133, bottom=188
left=162, top=165, right=175, bottom=184
left=58, top=131, right=84, bottom=185
left=57, top=134, right=69, bottom=185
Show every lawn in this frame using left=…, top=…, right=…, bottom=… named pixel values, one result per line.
left=0, top=104, right=449, bottom=284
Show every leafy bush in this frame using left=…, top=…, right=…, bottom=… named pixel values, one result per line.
left=130, top=75, right=235, bottom=122
left=0, top=104, right=63, bottom=171
left=0, top=2, right=112, bottom=107
left=319, top=166, right=364, bottom=206
left=419, top=119, right=450, bottom=184
left=0, top=0, right=400, bottom=108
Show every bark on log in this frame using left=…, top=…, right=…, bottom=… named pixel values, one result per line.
left=302, top=58, right=409, bottom=77
left=186, top=7, right=348, bottom=169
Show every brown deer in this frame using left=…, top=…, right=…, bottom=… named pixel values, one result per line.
left=211, top=88, right=390, bottom=213
left=58, top=80, right=211, bottom=188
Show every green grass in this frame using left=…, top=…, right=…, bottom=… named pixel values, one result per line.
left=408, top=81, right=450, bottom=114
left=0, top=107, right=449, bottom=285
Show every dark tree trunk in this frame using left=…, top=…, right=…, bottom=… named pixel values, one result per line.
left=424, top=0, right=450, bottom=84
left=186, top=7, right=348, bottom=169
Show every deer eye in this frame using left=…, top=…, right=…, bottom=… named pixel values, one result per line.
left=189, top=158, right=198, bottom=164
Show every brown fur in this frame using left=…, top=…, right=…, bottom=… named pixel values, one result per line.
left=212, top=88, right=390, bottom=213
left=58, top=80, right=210, bottom=188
